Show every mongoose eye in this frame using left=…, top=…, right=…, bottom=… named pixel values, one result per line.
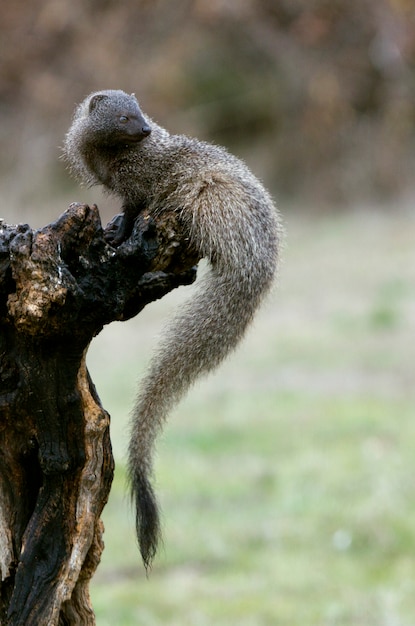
left=119, top=115, right=129, bottom=123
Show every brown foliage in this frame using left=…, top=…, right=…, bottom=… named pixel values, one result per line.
left=0, top=1, right=414, bottom=203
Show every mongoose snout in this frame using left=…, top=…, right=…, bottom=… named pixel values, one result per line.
left=122, top=117, right=151, bottom=141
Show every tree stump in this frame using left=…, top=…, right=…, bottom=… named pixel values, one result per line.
left=0, top=203, right=198, bottom=625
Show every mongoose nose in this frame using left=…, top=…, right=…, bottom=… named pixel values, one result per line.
left=142, top=125, right=151, bottom=137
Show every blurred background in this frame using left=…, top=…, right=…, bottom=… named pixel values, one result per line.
left=1, top=0, right=414, bottom=213
left=1, top=1, right=414, bottom=624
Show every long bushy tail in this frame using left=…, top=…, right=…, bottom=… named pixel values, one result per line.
left=128, top=176, right=281, bottom=569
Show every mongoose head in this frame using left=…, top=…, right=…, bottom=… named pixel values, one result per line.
left=86, top=90, right=151, bottom=147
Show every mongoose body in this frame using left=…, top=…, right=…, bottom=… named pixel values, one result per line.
left=64, top=90, right=282, bottom=570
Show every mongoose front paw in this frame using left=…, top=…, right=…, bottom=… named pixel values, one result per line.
left=104, top=213, right=131, bottom=247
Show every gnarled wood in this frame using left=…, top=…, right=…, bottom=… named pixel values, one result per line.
left=0, top=204, right=197, bottom=625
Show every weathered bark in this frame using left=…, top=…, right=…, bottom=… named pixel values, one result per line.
left=0, top=203, right=198, bottom=625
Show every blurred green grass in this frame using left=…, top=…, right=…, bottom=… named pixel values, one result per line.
left=87, top=207, right=415, bottom=625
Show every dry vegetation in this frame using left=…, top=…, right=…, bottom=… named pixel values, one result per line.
left=0, top=0, right=414, bottom=208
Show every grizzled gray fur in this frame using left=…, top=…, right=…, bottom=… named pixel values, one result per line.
left=63, top=89, right=282, bottom=570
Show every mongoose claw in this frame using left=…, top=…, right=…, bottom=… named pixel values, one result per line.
left=104, top=212, right=130, bottom=247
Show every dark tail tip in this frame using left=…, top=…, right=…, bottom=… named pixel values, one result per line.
left=132, top=472, right=161, bottom=572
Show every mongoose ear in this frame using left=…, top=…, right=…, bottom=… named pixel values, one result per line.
left=89, top=94, right=108, bottom=114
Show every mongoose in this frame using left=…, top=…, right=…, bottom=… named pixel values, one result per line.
left=63, top=89, right=282, bottom=570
